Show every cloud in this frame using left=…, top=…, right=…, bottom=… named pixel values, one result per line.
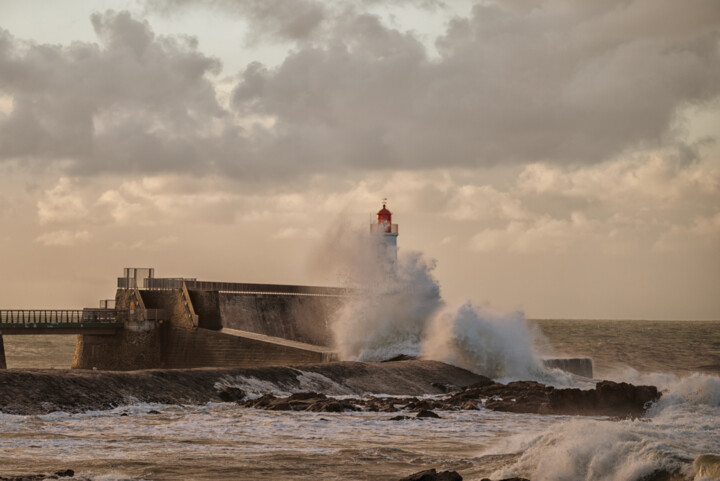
left=230, top=0, right=720, bottom=172
left=37, top=178, right=89, bottom=224
left=1, top=2, right=717, bottom=182
left=35, top=230, right=91, bottom=247
left=0, top=10, right=224, bottom=174
left=147, top=0, right=327, bottom=43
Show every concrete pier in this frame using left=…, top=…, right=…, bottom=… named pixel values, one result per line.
left=72, top=274, right=345, bottom=370
left=543, top=357, right=594, bottom=378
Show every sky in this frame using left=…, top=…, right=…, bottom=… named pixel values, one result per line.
left=0, top=0, right=718, bottom=320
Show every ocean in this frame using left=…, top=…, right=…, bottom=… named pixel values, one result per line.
left=1, top=320, right=719, bottom=481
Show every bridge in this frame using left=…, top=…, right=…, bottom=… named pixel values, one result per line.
left=0, top=309, right=124, bottom=335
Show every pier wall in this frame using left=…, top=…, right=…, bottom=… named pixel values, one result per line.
left=73, top=285, right=344, bottom=370
left=543, top=358, right=594, bottom=378
left=160, top=328, right=331, bottom=369
left=72, top=289, right=162, bottom=370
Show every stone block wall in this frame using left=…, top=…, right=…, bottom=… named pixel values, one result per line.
left=72, top=329, right=162, bottom=370
left=161, top=327, right=329, bottom=368
left=216, top=293, right=340, bottom=346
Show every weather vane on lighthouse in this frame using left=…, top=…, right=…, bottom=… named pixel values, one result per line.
left=371, top=198, right=398, bottom=263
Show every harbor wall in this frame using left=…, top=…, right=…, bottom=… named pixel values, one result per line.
left=73, top=286, right=344, bottom=370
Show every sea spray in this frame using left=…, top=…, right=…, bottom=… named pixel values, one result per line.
left=315, top=221, right=551, bottom=379
left=333, top=249, right=443, bottom=361
left=424, top=302, right=544, bottom=380
left=488, top=418, right=695, bottom=481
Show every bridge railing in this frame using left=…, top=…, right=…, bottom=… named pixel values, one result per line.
left=0, top=309, right=123, bottom=326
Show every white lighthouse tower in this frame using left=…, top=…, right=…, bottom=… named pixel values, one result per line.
left=370, top=199, right=398, bottom=263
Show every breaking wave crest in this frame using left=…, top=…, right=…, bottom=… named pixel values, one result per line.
left=424, top=302, right=544, bottom=381
left=324, top=228, right=548, bottom=380
left=488, top=418, right=696, bottom=481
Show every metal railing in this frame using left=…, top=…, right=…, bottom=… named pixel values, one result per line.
left=142, top=278, right=350, bottom=297
left=370, top=223, right=398, bottom=234
left=0, top=309, right=123, bottom=326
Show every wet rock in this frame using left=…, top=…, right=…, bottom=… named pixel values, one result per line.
left=416, top=410, right=440, bottom=419
left=269, top=401, right=292, bottom=411
left=0, top=471, right=85, bottom=481
left=217, top=387, right=246, bottom=402
left=694, top=453, right=720, bottom=478
left=288, top=392, right=326, bottom=401
left=549, top=381, right=660, bottom=417
left=407, top=399, right=437, bottom=411
left=448, top=379, right=659, bottom=417
left=398, top=468, right=462, bottom=481
left=382, top=354, right=418, bottom=362
left=635, top=468, right=687, bottom=481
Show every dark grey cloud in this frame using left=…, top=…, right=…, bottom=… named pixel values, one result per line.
left=0, top=10, right=225, bottom=174
left=231, top=0, right=720, bottom=171
left=1, top=1, right=719, bottom=181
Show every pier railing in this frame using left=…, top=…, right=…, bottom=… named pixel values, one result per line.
left=0, top=309, right=124, bottom=328
left=129, top=278, right=350, bottom=297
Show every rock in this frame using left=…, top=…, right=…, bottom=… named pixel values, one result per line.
left=322, top=401, right=357, bottom=412
left=416, top=410, right=441, bottom=419
left=694, top=453, right=720, bottom=478
left=389, top=415, right=412, bottom=421
left=382, top=354, right=418, bottom=362
left=269, top=401, right=292, bottom=411
left=288, top=392, right=326, bottom=401
left=218, top=387, right=246, bottom=402
left=550, top=381, right=660, bottom=417
left=635, top=468, right=687, bottom=481
left=398, top=468, right=462, bottom=481
left=448, top=378, right=659, bottom=417
left=0, top=471, right=83, bottom=481
left=408, top=399, right=436, bottom=411
left=147, top=410, right=160, bottom=414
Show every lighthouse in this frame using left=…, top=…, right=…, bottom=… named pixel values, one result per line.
left=370, top=199, right=398, bottom=263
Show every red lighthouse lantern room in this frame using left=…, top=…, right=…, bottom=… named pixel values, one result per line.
left=377, top=202, right=392, bottom=232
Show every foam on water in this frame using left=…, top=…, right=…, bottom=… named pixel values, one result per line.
left=484, top=371, right=720, bottom=481
left=214, top=369, right=358, bottom=399
left=488, top=417, right=697, bottom=481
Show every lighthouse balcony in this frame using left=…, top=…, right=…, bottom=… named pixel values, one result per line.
left=370, top=223, right=398, bottom=234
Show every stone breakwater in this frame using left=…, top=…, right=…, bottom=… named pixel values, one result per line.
left=0, top=360, right=481, bottom=414
left=0, top=360, right=658, bottom=417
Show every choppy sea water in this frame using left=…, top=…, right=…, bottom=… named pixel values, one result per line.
left=1, top=320, right=719, bottom=481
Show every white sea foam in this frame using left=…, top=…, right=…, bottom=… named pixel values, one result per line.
left=320, top=226, right=565, bottom=382
left=332, top=248, right=443, bottom=362
left=488, top=418, right=696, bottom=481
left=423, top=302, right=545, bottom=381
left=294, top=370, right=356, bottom=395
left=214, top=375, right=292, bottom=399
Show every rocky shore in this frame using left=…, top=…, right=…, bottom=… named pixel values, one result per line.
left=233, top=378, right=659, bottom=418
left=0, top=360, right=659, bottom=417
